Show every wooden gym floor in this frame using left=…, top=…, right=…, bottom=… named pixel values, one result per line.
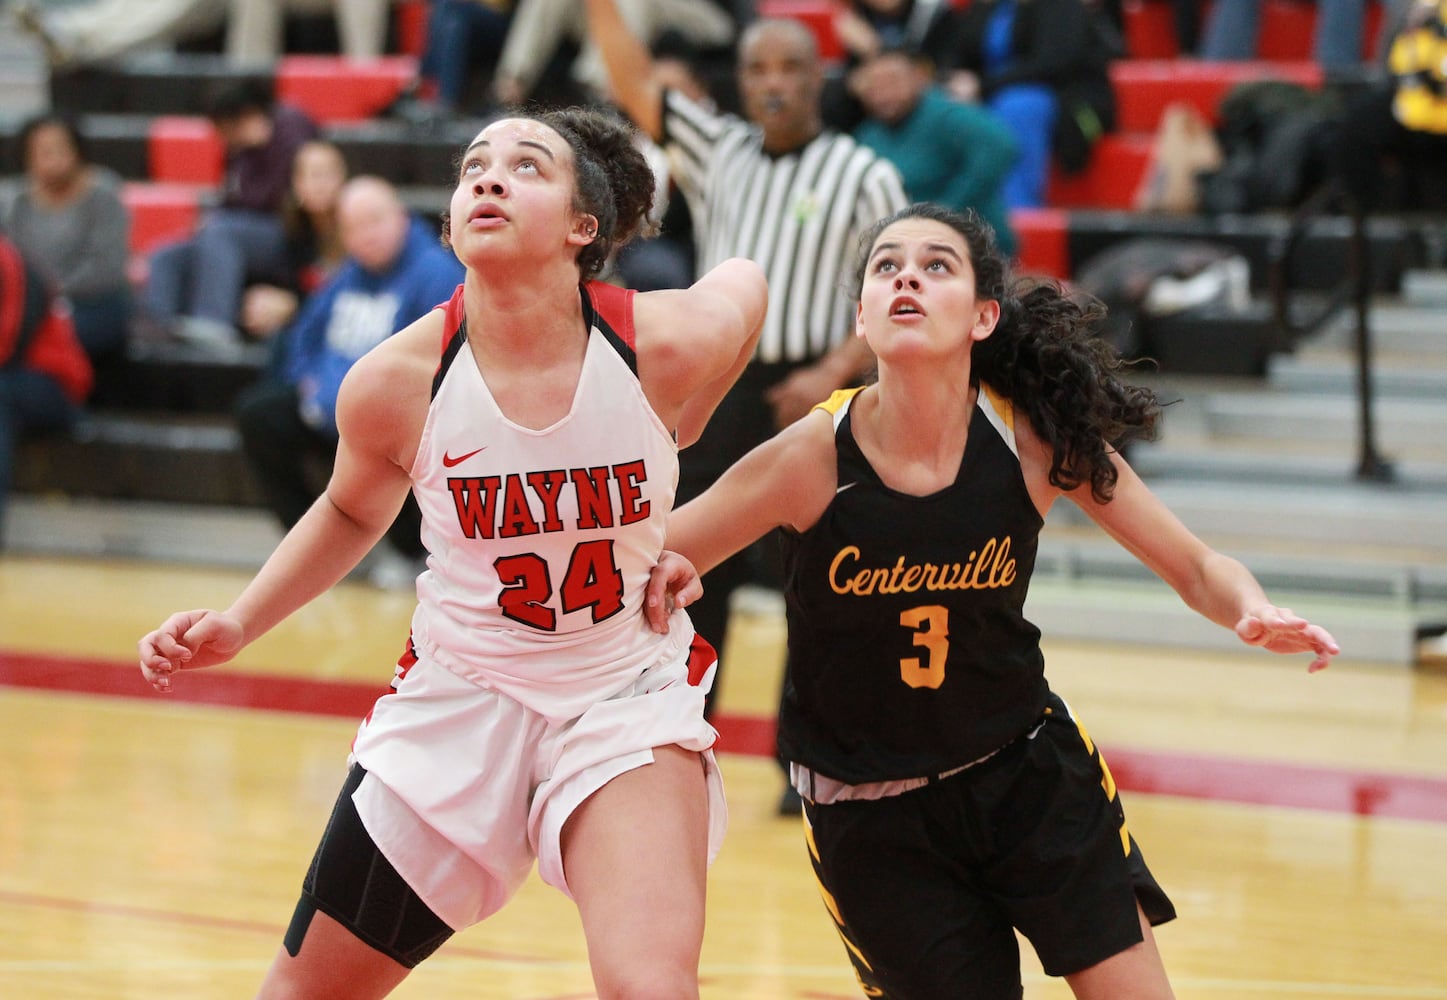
left=1, top=553, right=1445, bottom=999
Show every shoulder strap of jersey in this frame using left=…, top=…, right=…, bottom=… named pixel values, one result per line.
left=814, top=386, right=864, bottom=430
left=431, top=283, right=467, bottom=400
left=583, top=281, right=638, bottom=374
left=437, top=284, right=465, bottom=349
left=977, top=381, right=1019, bottom=458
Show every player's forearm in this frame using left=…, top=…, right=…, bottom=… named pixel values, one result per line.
left=1177, top=550, right=1273, bottom=631
left=224, top=493, right=387, bottom=646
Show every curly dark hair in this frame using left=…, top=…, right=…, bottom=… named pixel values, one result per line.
left=535, top=106, right=657, bottom=281
left=443, top=106, right=656, bottom=283
left=854, top=203, right=1162, bottom=504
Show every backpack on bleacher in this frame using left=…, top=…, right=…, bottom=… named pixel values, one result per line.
left=1072, top=237, right=1250, bottom=358
left=1197, top=80, right=1342, bottom=214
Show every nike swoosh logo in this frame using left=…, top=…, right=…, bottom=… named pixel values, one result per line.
left=835, top=482, right=857, bottom=494
left=442, top=447, right=486, bottom=468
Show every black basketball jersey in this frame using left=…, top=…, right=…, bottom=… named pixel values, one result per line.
left=777, top=386, right=1050, bottom=784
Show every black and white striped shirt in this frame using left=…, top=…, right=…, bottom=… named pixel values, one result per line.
left=662, top=89, right=909, bottom=364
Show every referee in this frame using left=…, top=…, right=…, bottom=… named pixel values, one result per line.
left=586, top=0, right=909, bottom=809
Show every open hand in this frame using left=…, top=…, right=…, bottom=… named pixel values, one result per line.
left=1234, top=605, right=1339, bottom=673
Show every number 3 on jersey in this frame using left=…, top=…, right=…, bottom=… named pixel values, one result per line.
left=494, top=540, right=625, bottom=631
left=899, top=604, right=949, bottom=689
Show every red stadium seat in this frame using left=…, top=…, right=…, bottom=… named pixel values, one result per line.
left=394, top=0, right=430, bottom=59
left=1256, top=0, right=1383, bottom=61
left=122, top=182, right=207, bottom=256
left=757, top=0, right=845, bottom=62
left=1122, top=0, right=1182, bottom=59
left=275, top=55, right=419, bottom=123
left=1122, top=0, right=1385, bottom=62
left=1110, top=59, right=1324, bottom=134
left=147, top=116, right=224, bottom=185
left=1010, top=207, right=1070, bottom=279
left=1047, top=133, right=1155, bottom=210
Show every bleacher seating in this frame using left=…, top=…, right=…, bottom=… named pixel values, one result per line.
left=9, top=0, right=1434, bottom=516
left=147, top=115, right=224, bottom=185
left=120, top=180, right=207, bottom=256
left=275, top=55, right=417, bottom=123
left=1120, top=0, right=1385, bottom=60
left=1110, top=58, right=1325, bottom=133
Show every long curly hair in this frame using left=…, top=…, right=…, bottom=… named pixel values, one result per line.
left=854, top=203, right=1162, bottom=503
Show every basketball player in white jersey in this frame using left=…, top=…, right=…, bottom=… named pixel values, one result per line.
left=138, top=106, right=766, bottom=999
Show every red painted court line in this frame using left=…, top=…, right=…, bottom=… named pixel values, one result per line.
left=0, top=890, right=553, bottom=963
left=0, top=649, right=388, bottom=719
left=4, top=649, right=1446, bottom=824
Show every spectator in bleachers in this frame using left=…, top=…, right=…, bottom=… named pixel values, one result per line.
left=834, top=0, right=957, bottom=61
left=937, top=0, right=1121, bottom=209
left=1167, top=0, right=1203, bottom=55
left=2, top=112, right=132, bottom=363
left=493, top=0, right=737, bottom=107
left=0, top=233, right=93, bottom=550
left=142, top=78, right=318, bottom=346
left=239, top=138, right=349, bottom=340
left=14, top=0, right=225, bottom=67
left=825, top=0, right=960, bottom=129
left=15, top=0, right=391, bottom=66
left=1198, top=0, right=1367, bottom=70
left=1329, top=0, right=1447, bottom=212
left=409, top=0, right=514, bottom=118
left=224, top=0, right=394, bottom=62
left=1089, top=0, right=1208, bottom=58
left=232, top=175, right=463, bottom=585
left=850, top=46, right=1019, bottom=256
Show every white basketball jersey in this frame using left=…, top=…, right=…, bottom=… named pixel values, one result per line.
left=407, top=283, right=691, bottom=720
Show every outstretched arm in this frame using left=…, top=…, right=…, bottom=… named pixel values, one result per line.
left=1063, top=449, right=1339, bottom=672
left=662, top=409, right=839, bottom=582
left=583, top=0, right=665, bottom=139
left=138, top=325, right=434, bottom=690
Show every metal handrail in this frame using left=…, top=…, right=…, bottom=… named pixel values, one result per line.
left=1268, top=180, right=1394, bottom=482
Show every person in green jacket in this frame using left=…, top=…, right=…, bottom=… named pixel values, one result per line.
left=851, top=46, right=1020, bottom=257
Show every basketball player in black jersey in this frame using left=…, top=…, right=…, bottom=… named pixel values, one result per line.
left=646, top=203, right=1339, bottom=998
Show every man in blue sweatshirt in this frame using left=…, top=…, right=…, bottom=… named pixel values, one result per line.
left=234, top=175, right=463, bottom=581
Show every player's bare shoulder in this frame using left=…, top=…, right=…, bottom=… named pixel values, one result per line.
left=767, top=403, right=841, bottom=533
left=1009, top=405, right=1069, bottom=516
left=633, top=260, right=767, bottom=390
